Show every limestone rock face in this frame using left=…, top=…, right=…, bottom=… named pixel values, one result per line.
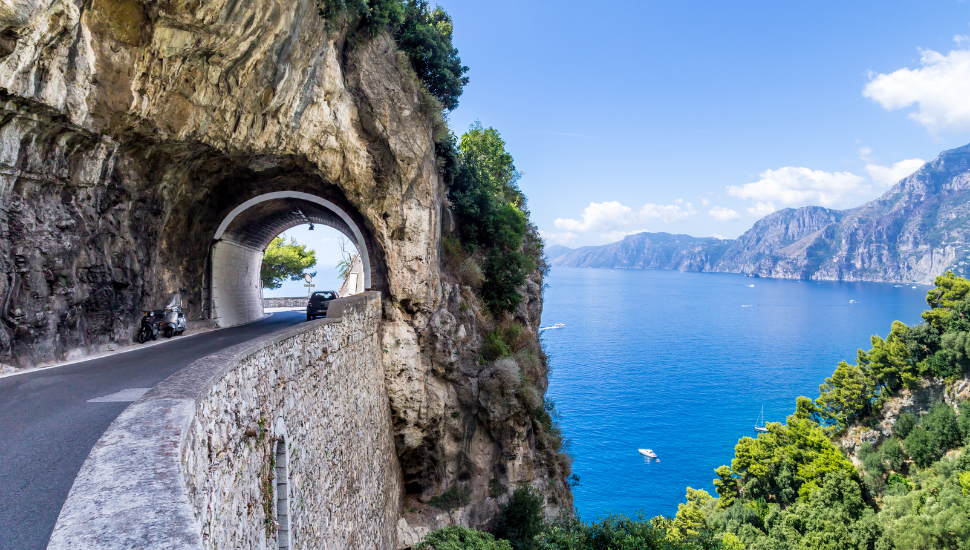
left=0, top=0, right=568, bottom=534
left=837, top=375, right=970, bottom=465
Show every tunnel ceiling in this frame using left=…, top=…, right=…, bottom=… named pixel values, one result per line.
left=219, top=198, right=358, bottom=251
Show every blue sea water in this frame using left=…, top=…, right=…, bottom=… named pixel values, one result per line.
left=539, top=267, right=931, bottom=521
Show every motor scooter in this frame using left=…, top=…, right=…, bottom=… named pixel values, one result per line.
left=137, top=310, right=164, bottom=343
left=162, top=294, right=186, bottom=338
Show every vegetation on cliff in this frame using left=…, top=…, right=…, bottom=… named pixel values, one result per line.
left=318, top=0, right=469, bottom=110
left=684, top=272, right=970, bottom=549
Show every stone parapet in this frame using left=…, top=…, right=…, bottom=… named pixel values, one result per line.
left=263, top=296, right=311, bottom=308
left=48, top=292, right=401, bottom=550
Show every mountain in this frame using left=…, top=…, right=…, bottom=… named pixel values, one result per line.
left=550, top=143, right=970, bottom=283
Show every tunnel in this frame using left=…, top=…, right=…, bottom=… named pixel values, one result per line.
left=207, top=191, right=376, bottom=327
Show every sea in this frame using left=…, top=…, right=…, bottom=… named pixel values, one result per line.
left=539, top=267, right=931, bottom=521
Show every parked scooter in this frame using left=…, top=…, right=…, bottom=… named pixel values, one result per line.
left=137, top=309, right=164, bottom=343
left=162, top=294, right=186, bottom=338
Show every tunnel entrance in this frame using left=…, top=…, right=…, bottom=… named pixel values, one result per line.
left=208, top=191, right=375, bottom=327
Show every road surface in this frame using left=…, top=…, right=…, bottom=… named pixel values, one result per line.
left=0, top=311, right=307, bottom=550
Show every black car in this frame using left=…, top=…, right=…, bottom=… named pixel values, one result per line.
left=307, top=291, right=338, bottom=320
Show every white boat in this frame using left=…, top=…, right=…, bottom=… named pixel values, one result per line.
left=755, top=405, right=769, bottom=433
left=553, top=323, right=565, bottom=329
left=849, top=300, right=857, bottom=304
left=638, top=448, right=657, bottom=458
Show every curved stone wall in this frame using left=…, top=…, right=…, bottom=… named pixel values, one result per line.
left=48, top=292, right=403, bottom=549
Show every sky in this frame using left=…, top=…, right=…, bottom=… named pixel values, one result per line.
left=436, top=0, right=970, bottom=247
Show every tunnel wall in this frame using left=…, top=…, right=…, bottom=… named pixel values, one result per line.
left=210, top=240, right=265, bottom=327
left=47, top=292, right=403, bottom=550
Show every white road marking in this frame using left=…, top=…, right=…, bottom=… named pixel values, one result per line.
left=87, top=388, right=151, bottom=403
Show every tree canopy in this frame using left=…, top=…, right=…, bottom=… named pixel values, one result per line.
left=260, top=236, right=317, bottom=290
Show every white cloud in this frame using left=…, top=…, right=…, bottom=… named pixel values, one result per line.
left=727, top=167, right=867, bottom=209
left=539, top=230, right=578, bottom=246
left=865, top=158, right=926, bottom=186
left=553, top=200, right=694, bottom=239
left=711, top=233, right=725, bottom=240
left=747, top=201, right=777, bottom=217
left=708, top=206, right=741, bottom=222
left=863, top=47, right=970, bottom=132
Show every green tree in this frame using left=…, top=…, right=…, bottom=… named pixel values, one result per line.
left=718, top=417, right=859, bottom=506
left=815, top=360, right=876, bottom=430
left=672, top=488, right=716, bottom=540
left=260, top=236, right=317, bottom=290
left=415, top=526, right=512, bottom=550
left=863, top=321, right=919, bottom=391
left=396, top=0, right=469, bottom=110
left=459, top=123, right=523, bottom=205
left=445, top=123, right=535, bottom=314
left=495, top=487, right=545, bottom=550
left=878, top=462, right=970, bottom=550
left=922, top=271, right=970, bottom=332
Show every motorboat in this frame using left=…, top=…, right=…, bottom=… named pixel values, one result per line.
left=553, top=323, right=565, bottom=329
left=638, top=448, right=657, bottom=458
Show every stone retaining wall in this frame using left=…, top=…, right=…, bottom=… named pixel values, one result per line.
left=263, top=296, right=310, bottom=308
left=48, top=292, right=402, bottom=550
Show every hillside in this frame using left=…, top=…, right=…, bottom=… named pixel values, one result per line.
left=551, top=143, right=970, bottom=283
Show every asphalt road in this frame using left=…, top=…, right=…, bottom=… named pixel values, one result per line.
left=0, top=310, right=307, bottom=550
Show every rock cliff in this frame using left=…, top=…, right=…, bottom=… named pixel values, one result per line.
left=551, top=143, right=970, bottom=284
left=0, top=0, right=567, bottom=539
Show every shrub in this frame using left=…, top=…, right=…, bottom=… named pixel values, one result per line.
left=904, top=427, right=937, bottom=468
left=484, top=250, right=527, bottom=313
left=862, top=447, right=886, bottom=477
left=459, top=257, right=485, bottom=289
left=415, top=526, right=512, bottom=550
left=494, top=487, right=545, bottom=550
left=894, top=412, right=918, bottom=439
left=923, top=402, right=962, bottom=451
left=483, top=331, right=513, bottom=361
left=882, top=437, right=906, bottom=471
left=960, top=401, right=970, bottom=443
left=488, top=358, right=521, bottom=392
left=428, top=487, right=471, bottom=510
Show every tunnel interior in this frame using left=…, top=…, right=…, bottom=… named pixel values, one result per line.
left=208, top=192, right=376, bottom=327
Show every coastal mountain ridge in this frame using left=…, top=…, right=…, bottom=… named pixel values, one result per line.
left=549, top=142, right=970, bottom=283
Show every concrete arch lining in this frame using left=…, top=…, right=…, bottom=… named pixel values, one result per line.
left=214, top=191, right=372, bottom=289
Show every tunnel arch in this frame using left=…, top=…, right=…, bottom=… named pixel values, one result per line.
left=208, top=191, right=375, bottom=327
